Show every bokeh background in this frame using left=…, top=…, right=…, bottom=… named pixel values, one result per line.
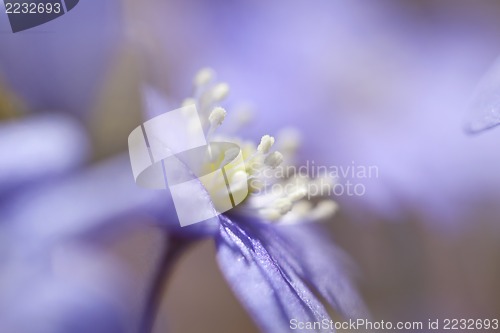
left=2, top=0, right=500, bottom=332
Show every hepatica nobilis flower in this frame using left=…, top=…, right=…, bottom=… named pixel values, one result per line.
left=141, top=69, right=369, bottom=333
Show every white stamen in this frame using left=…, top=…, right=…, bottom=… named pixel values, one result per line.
left=232, top=170, right=249, bottom=188
left=194, top=67, right=215, bottom=87
left=293, top=200, right=313, bottom=216
left=273, top=198, right=293, bottom=214
left=311, top=200, right=338, bottom=220
left=258, top=208, right=281, bottom=221
left=309, top=176, right=335, bottom=197
left=264, top=151, right=283, bottom=168
left=287, top=186, right=308, bottom=202
left=257, top=135, right=275, bottom=154
left=211, top=83, right=230, bottom=102
left=209, top=107, right=227, bottom=127
left=182, top=69, right=339, bottom=226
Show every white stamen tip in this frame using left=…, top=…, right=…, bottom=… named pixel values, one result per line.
left=312, top=200, right=338, bottom=220
left=274, top=198, right=293, bottom=214
left=293, top=200, right=313, bottom=216
left=194, top=67, right=215, bottom=87
left=259, top=208, right=281, bottom=221
left=264, top=151, right=284, bottom=168
left=257, top=135, right=275, bottom=154
left=211, top=83, right=230, bottom=101
left=232, top=170, right=248, bottom=184
left=287, top=187, right=308, bottom=201
left=209, top=107, right=227, bottom=127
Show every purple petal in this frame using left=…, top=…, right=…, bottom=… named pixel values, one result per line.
left=0, top=154, right=218, bottom=243
left=0, top=114, right=88, bottom=195
left=0, top=246, right=126, bottom=333
left=0, top=277, right=124, bottom=333
left=257, top=222, right=370, bottom=320
left=464, top=56, right=500, bottom=133
left=216, top=215, right=333, bottom=333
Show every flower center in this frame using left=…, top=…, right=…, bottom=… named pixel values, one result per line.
left=182, top=68, right=338, bottom=224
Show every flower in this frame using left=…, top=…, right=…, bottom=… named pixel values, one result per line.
left=141, top=68, right=369, bottom=332
left=215, top=215, right=367, bottom=332
left=169, top=68, right=342, bottom=226
left=0, top=68, right=368, bottom=333
left=0, top=238, right=127, bottom=333
left=0, top=113, right=128, bottom=333
left=150, top=0, right=500, bottom=229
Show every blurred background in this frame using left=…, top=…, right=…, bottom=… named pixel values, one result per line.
left=2, top=0, right=500, bottom=332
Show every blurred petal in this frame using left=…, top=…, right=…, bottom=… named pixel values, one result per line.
left=465, top=56, right=500, bottom=133
left=262, top=223, right=370, bottom=320
left=0, top=114, right=88, bottom=196
left=216, top=215, right=333, bottom=333
left=0, top=243, right=127, bottom=333
left=0, top=0, right=123, bottom=117
left=0, top=154, right=218, bottom=242
left=0, top=279, right=124, bottom=333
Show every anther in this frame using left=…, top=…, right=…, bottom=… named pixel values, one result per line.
left=257, top=135, right=275, bottom=154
